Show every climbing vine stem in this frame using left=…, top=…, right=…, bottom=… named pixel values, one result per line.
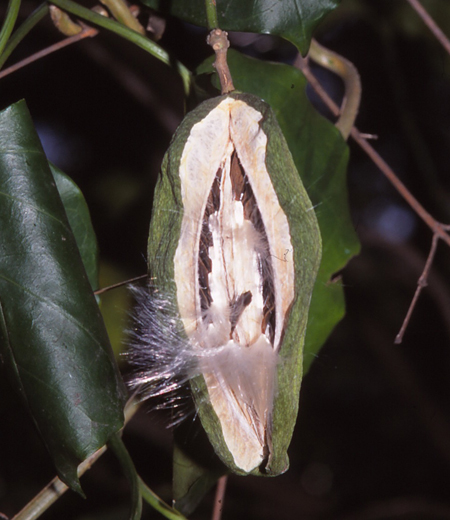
left=205, top=0, right=219, bottom=30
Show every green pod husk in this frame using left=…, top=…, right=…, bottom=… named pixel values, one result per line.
left=147, top=92, right=321, bottom=476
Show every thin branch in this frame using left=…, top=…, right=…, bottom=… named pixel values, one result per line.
left=352, top=127, right=450, bottom=246
left=405, top=0, right=450, bottom=57
left=211, top=476, right=228, bottom=520
left=1, top=0, right=192, bottom=96
left=0, top=3, right=48, bottom=71
left=207, top=28, right=234, bottom=94
left=11, top=444, right=111, bottom=520
left=49, top=0, right=191, bottom=95
left=0, top=25, right=98, bottom=79
left=94, top=274, right=148, bottom=296
left=365, top=232, right=450, bottom=342
left=12, top=471, right=73, bottom=520
left=364, top=229, right=450, bottom=340
left=295, top=51, right=450, bottom=342
left=11, top=400, right=141, bottom=520
left=294, top=56, right=450, bottom=248
left=395, top=233, right=440, bottom=343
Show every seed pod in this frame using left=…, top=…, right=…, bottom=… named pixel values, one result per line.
left=140, top=92, right=321, bottom=476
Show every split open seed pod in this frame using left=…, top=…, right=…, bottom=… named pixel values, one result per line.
left=145, top=92, right=321, bottom=476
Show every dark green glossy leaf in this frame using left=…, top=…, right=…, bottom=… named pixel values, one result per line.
left=0, top=100, right=126, bottom=493
left=140, top=0, right=340, bottom=54
left=50, top=163, right=99, bottom=292
left=196, top=51, right=360, bottom=372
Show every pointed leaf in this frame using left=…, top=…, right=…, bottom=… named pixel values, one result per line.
left=140, top=0, right=341, bottom=54
left=0, top=100, right=126, bottom=493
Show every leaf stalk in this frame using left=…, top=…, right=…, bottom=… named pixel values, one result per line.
left=205, top=0, right=219, bottom=30
left=0, top=3, right=48, bottom=71
left=0, top=0, right=22, bottom=58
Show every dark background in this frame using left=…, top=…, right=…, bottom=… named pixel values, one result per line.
left=2, top=0, right=450, bottom=518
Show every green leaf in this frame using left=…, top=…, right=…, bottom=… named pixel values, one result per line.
left=172, top=444, right=222, bottom=517
left=0, top=100, right=126, bottom=493
left=196, top=51, right=360, bottom=370
left=140, top=0, right=341, bottom=54
left=50, top=163, right=99, bottom=292
left=172, top=423, right=227, bottom=517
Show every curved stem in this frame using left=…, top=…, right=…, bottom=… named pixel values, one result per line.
left=0, top=0, right=22, bottom=58
left=139, top=478, right=188, bottom=520
left=205, top=0, right=219, bottom=30
left=0, top=3, right=48, bottom=71
left=108, top=434, right=142, bottom=520
left=49, top=0, right=192, bottom=95
left=308, top=39, right=361, bottom=140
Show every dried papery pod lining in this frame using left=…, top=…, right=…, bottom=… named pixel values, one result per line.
left=134, top=92, right=322, bottom=477
left=174, top=97, right=297, bottom=472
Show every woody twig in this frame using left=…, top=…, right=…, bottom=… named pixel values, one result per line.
left=207, top=28, right=235, bottom=95
left=295, top=43, right=450, bottom=343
